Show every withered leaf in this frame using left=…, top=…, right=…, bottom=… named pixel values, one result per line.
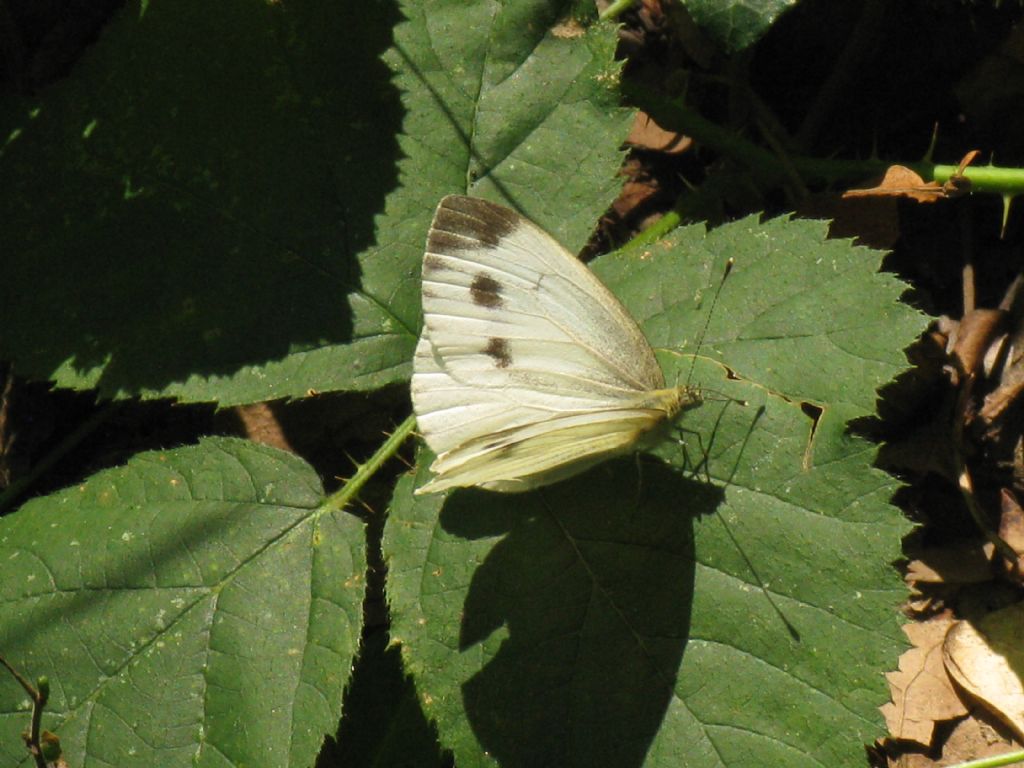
left=882, top=615, right=968, bottom=746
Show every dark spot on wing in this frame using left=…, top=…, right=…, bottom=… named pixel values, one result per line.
left=470, top=274, right=503, bottom=308
left=485, top=337, right=512, bottom=369
left=428, top=195, right=520, bottom=251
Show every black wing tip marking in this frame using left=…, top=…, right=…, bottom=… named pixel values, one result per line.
left=423, top=253, right=447, bottom=272
left=430, top=195, right=520, bottom=250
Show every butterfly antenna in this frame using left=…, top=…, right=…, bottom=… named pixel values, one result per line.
left=685, top=258, right=734, bottom=387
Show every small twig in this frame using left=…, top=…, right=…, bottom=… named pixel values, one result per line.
left=998, top=271, right=1024, bottom=314
left=0, top=654, right=51, bottom=768
left=962, top=208, right=976, bottom=314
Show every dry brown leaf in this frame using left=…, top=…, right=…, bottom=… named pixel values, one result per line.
left=927, top=708, right=1020, bottom=767
left=613, top=157, right=660, bottom=218
left=979, top=376, right=1024, bottom=426
left=844, top=152, right=978, bottom=204
left=843, top=166, right=946, bottom=203
left=625, top=111, right=693, bottom=154
left=1000, top=489, right=1024, bottom=555
left=949, top=308, right=1008, bottom=382
left=998, top=490, right=1024, bottom=582
left=906, top=543, right=994, bottom=585
left=944, top=602, right=1024, bottom=741
left=882, top=615, right=969, bottom=745
left=883, top=709, right=1021, bottom=768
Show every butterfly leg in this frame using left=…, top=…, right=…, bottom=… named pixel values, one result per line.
left=673, top=425, right=713, bottom=484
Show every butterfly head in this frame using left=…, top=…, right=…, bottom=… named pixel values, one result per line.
left=653, top=384, right=703, bottom=420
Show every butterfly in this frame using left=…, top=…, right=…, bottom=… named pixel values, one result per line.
left=411, top=195, right=702, bottom=494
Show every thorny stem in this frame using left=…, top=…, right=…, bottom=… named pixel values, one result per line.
left=320, top=414, right=416, bottom=514
left=624, top=82, right=1024, bottom=198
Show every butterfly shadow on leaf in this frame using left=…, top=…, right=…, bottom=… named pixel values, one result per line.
left=439, top=460, right=724, bottom=767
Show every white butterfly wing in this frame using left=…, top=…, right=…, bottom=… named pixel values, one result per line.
left=411, top=195, right=693, bottom=493
left=416, top=406, right=676, bottom=494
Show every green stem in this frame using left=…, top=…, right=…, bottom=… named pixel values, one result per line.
left=622, top=209, right=683, bottom=252
left=320, top=414, right=417, bottom=513
left=922, top=162, right=1024, bottom=194
left=944, top=750, right=1024, bottom=768
left=599, top=0, right=634, bottom=21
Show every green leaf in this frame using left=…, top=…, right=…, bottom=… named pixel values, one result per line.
left=0, top=438, right=364, bottom=768
left=384, top=216, right=925, bottom=767
left=682, top=0, right=798, bottom=51
left=0, top=0, right=628, bottom=405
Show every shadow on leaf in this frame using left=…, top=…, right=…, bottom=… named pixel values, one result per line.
left=1, top=0, right=405, bottom=400
left=439, top=460, right=723, bottom=767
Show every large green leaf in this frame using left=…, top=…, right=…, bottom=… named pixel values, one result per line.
left=0, top=0, right=628, bottom=405
left=0, top=438, right=364, bottom=768
left=384, top=215, right=924, bottom=767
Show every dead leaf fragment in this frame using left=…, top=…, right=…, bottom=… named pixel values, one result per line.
left=999, top=490, right=1024, bottom=581
left=905, top=543, right=994, bottom=585
left=551, top=17, right=584, bottom=39
left=949, top=308, right=1008, bottom=382
left=944, top=602, right=1024, bottom=741
left=882, top=615, right=968, bottom=745
left=625, top=111, right=693, bottom=154
left=844, top=165, right=946, bottom=203
left=926, top=708, right=1021, bottom=767
left=844, top=151, right=979, bottom=204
